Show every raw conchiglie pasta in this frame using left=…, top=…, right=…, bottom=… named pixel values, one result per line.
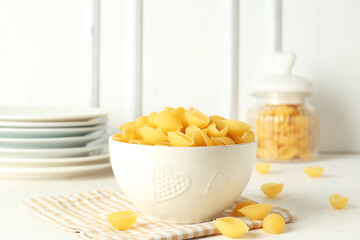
left=329, top=194, right=348, bottom=209
left=304, top=166, right=324, bottom=178
left=168, top=131, right=194, bottom=147
left=113, top=125, right=135, bottom=142
left=155, top=111, right=183, bottom=132
left=238, top=203, right=273, bottom=220
left=212, top=138, right=226, bottom=146
left=215, top=119, right=252, bottom=137
left=261, top=183, right=284, bottom=198
left=214, top=137, right=235, bottom=145
left=172, top=107, right=185, bottom=121
left=148, top=112, right=158, bottom=127
left=135, top=116, right=149, bottom=128
left=231, top=200, right=256, bottom=217
left=118, top=121, right=135, bottom=131
left=106, top=210, right=138, bottom=231
left=184, top=109, right=210, bottom=129
left=185, top=125, right=207, bottom=146
left=277, top=147, right=298, bottom=160
left=263, top=214, right=285, bottom=234
left=112, top=107, right=254, bottom=147
left=209, top=115, right=226, bottom=122
left=255, top=104, right=316, bottom=161
left=207, top=122, right=228, bottom=138
left=140, top=127, right=168, bottom=145
left=234, top=130, right=255, bottom=144
left=255, top=162, right=271, bottom=174
left=215, top=217, right=249, bottom=238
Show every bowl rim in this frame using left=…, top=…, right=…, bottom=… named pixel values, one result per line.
left=109, top=135, right=257, bottom=149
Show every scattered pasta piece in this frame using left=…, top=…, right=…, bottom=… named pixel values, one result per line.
left=329, top=194, right=348, bottom=209
left=140, top=127, right=168, bottom=145
left=261, top=183, right=284, bottom=198
left=215, top=217, right=249, bottom=238
left=263, top=214, right=285, bottom=234
left=304, top=166, right=324, bottom=178
left=168, top=131, right=195, bottom=147
left=255, top=163, right=271, bottom=174
left=230, top=200, right=256, bottom=217
left=238, top=203, right=273, bottom=220
left=106, top=210, right=138, bottom=231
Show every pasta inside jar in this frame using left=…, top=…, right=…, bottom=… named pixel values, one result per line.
left=255, top=104, right=317, bottom=161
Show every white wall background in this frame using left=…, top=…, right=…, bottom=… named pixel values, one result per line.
left=0, top=0, right=359, bottom=152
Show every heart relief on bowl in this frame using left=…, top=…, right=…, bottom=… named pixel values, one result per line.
left=109, top=107, right=257, bottom=223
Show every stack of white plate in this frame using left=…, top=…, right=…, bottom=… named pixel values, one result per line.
left=0, top=106, right=111, bottom=179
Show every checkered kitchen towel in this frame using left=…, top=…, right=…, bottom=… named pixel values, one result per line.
left=24, top=189, right=296, bottom=240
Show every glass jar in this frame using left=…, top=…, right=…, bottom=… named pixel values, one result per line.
left=248, top=52, right=319, bottom=161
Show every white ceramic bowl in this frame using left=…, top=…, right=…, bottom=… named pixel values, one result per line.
left=109, top=137, right=257, bottom=224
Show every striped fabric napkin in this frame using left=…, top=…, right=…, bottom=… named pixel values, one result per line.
left=24, top=189, right=296, bottom=240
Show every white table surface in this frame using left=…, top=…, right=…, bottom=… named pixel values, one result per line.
left=0, top=154, right=359, bottom=240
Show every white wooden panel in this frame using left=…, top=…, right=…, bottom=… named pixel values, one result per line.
left=142, top=0, right=235, bottom=118
left=238, top=0, right=269, bottom=121
left=283, top=0, right=360, bottom=152
left=99, top=0, right=130, bottom=130
left=0, top=0, right=84, bottom=107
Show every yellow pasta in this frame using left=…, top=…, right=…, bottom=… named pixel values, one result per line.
left=135, top=116, right=149, bottom=128
left=238, top=203, right=273, bottom=220
left=112, top=107, right=254, bottom=147
left=214, top=137, right=235, bottom=145
left=234, top=130, right=255, bottom=144
left=139, top=127, right=168, bottom=145
left=255, top=104, right=314, bottom=160
left=207, top=122, right=228, bottom=138
left=185, top=125, right=207, bottom=146
left=168, top=131, right=195, bottom=147
left=148, top=112, right=158, bottom=128
left=106, top=210, right=138, bottom=231
left=155, top=111, right=183, bottom=132
left=215, top=120, right=252, bottom=137
left=184, top=109, right=210, bottom=129
left=209, top=115, right=226, bottom=122
left=215, top=217, right=249, bottom=238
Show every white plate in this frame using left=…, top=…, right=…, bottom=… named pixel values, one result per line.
left=0, top=131, right=108, bottom=148
left=0, top=143, right=107, bottom=158
left=0, top=124, right=106, bottom=138
left=0, top=106, right=107, bottom=122
left=0, top=116, right=107, bottom=128
left=0, top=162, right=111, bottom=179
left=0, top=154, right=110, bottom=167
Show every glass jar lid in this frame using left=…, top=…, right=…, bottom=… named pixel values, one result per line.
left=253, top=52, right=313, bottom=96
